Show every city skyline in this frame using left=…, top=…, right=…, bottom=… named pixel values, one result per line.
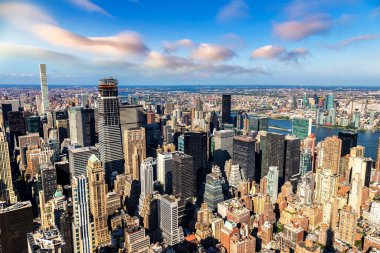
left=1, top=0, right=380, bottom=86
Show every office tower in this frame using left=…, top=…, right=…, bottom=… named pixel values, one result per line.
left=300, top=149, right=313, bottom=175
left=203, top=168, right=225, bottom=210
left=119, top=105, right=146, bottom=134
left=87, top=155, right=109, bottom=246
left=292, top=118, right=312, bottom=140
left=146, top=111, right=155, bottom=124
left=265, top=133, right=285, bottom=184
left=250, top=115, right=269, bottom=132
left=326, top=94, right=334, bottom=110
left=195, top=203, right=213, bottom=241
left=26, top=115, right=40, bottom=133
left=124, top=226, right=150, bottom=252
left=69, top=146, right=99, bottom=177
left=56, top=119, right=69, bottom=144
left=81, top=92, right=89, bottom=108
left=184, top=131, right=208, bottom=187
left=232, top=135, right=256, bottom=181
left=157, top=152, right=172, bottom=193
left=177, top=134, right=184, bottom=152
left=213, top=130, right=234, bottom=169
left=69, top=107, right=96, bottom=147
left=314, top=168, right=338, bottom=204
left=284, top=135, right=301, bottom=183
left=221, top=94, right=231, bottom=124
left=98, top=78, right=124, bottom=185
left=8, top=111, right=26, bottom=148
left=220, top=220, right=239, bottom=252
left=267, top=166, right=279, bottom=204
left=0, top=103, right=12, bottom=128
left=123, top=127, right=146, bottom=180
left=160, top=195, right=184, bottom=246
left=338, top=131, right=358, bottom=157
left=297, top=172, right=314, bottom=205
left=139, top=160, right=154, bottom=209
left=145, top=123, right=161, bottom=158
left=72, top=175, right=95, bottom=253
left=337, top=205, right=357, bottom=246
left=319, top=136, right=342, bottom=174
left=172, top=151, right=195, bottom=200
left=228, top=164, right=242, bottom=188
left=0, top=201, right=34, bottom=253
left=40, top=163, right=57, bottom=203
left=39, top=64, right=49, bottom=114
left=0, top=131, right=17, bottom=204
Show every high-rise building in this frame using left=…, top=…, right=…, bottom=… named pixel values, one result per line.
left=267, top=166, right=279, bottom=204
left=221, top=94, right=231, bottom=124
left=40, top=163, right=57, bottom=203
left=144, top=123, right=161, bottom=158
left=338, top=131, right=358, bottom=157
left=160, top=195, right=184, bottom=246
left=265, top=133, right=285, bottom=185
left=72, top=175, right=95, bottom=253
left=139, top=160, right=154, bottom=209
left=39, top=64, right=49, bottom=115
left=157, top=152, right=172, bottom=193
left=0, top=131, right=17, bottom=204
left=203, top=166, right=225, bottom=210
left=119, top=105, right=145, bottom=133
left=292, top=118, right=312, bottom=140
left=314, top=168, right=338, bottom=204
left=326, top=94, right=334, bottom=110
left=124, top=226, right=150, bottom=252
left=232, top=135, right=256, bottom=181
left=250, top=115, right=269, bottom=132
left=284, top=135, right=301, bottom=183
left=69, top=146, right=99, bottom=177
left=56, top=119, right=69, bottom=144
left=26, top=115, right=41, bottom=134
left=337, top=205, right=357, bottom=246
left=172, top=151, right=195, bottom=200
left=213, top=130, right=234, bottom=169
left=318, top=136, right=342, bottom=174
left=98, top=78, right=124, bottom=185
left=184, top=131, right=208, bottom=187
left=0, top=201, right=34, bottom=253
left=87, top=155, right=109, bottom=246
left=300, top=149, right=313, bottom=175
left=123, top=127, right=146, bottom=180
left=69, top=107, right=96, bottom=147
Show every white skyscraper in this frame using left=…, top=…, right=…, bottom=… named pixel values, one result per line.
left=39, top=64, right=49, bottom=115
left=267, top=166, right=279, bottom=204
left=157, top=152, right=172, bottom=192
left=160, top=195, right=184, bottom=246
left=140, top=160, right=154, bottom=198
left=369, top=200, right=380, bottom=227
left=72, top=175, right=95, bottom=253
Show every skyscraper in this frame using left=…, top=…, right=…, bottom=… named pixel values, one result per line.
left=69, top=146, right=99, bottom=177
left=338, top=131, right=358, bottom=157
left=119, top=105, right=145, bottom=134
left=221, top=94, right=231, bottom=124
left=139, top=160, right=154, bottom=210
left=157, top=152, right=172, bottom=193
left=319, top=136, right=342, bottom=174
left=292, top=118, right=312, bottom=140
left=172, top=151, right=195, bottom=200
left=39, top=64, right=49, bottom=115
left=267, top=166, right=279, bottom=204
left=87, top=155, right=109, bottom=246
left=232, top=135, right=257, bottom=181
left=69, top=107, right=96, bottom=147
left=0, top=201, right=34, bottom=253
left=184, top=131, right=208, bottom=187
left=284, top=135, right=301, bottom=183
left=98, top=78, right=124, bottom=185
left=0, top=131, right=17, bottom=204
left=213, top=130, right=234, bottom=169
left=160, top=195, right=184, bottom=246
left=265, top=133, right=285, bottom=185
left=40, top=163, right=57, bottom=203
left=337, top=205, right=357, bottom=246
left=72, top=175, right=95, bottom=253
left=250, top=115, right=269, bottom=132
left=123, top=127, right=146, bottom=180
left=203, top=166, right=225, bottom=210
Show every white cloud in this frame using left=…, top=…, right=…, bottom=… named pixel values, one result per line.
left=191, top=43, right=234, bottom=62
left=163, top=39, right=196, bottom=53
left=69, top=0, right=110, bottom=16
left=251, top=45, right=309, bottom=63
left=217, top=0, right=250, bottom=22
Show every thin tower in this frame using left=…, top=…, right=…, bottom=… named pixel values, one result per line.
left=39, top=64, right=49, bottom=115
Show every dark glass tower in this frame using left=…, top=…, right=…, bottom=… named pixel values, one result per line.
left=184, top=131, right=208, bottom=188
left=265, top=133, right=285, bottom=186
left=98, top=77, right=124, bottom=185
left=284, top=136, right=301, bottom=186
left=221, top=94, right=231, bottom=124
left=338, top=131, right=358, bottom=157
left=232, top=135, right=257, bottom=182
left=172, top=151, right=195, bottom=200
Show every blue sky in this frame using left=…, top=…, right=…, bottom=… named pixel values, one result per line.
left=0, top=0, right=379, bottom=85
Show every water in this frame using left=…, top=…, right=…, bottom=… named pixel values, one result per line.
left=269, top=119, right=379, bottom=160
